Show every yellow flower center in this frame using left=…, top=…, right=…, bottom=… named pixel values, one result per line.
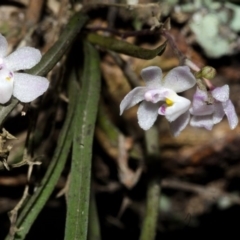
left=165, top=98, right=174, bottom=106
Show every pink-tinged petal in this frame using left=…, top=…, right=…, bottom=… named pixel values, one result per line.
left=170, top=111, right=190, bottom=136
left=0, top=80, right=13, bottom=104
left=190, top=88, right=214, bottom=116
left=5, top=47, right=41, bottom=71
left=0, top=82, right=13, bottom=104
left=120, top=87, right=146, bottom=115
left=212, top=102, right=225, bottom=124
left=159, top=95, right=190, bottom=122
left=0, top=34, right=8, bottom=58
left=192, top=87, right=208, bottom=102
left=137, top=101, right=159, bottom=130
left=211, top=85, right=229, bottom=102
left=144, top=88, right=169, bottom=103
left=190, top=103, right=214, bottom=116
left=0, top=71, right=13, bottom=104
left=163, top=66, right=196, bottom=92
left=222, top=100, right=238, bottom=129
left=140, top=66, right=162, bottom=87
left=159, top=104, right=166, bottom=115
left=190, top=115, right=214, bottom=130
left=13, top=73, right=49, bottom=102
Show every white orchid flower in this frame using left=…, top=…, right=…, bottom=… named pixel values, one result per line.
left=120, top=66, right=196, bottom=136
left=190, top=85, right=238, bottom=130
left=0, top=34, right=49, bottom=104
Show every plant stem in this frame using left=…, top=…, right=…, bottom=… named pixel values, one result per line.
left=140, top=126, right=161, bottom=240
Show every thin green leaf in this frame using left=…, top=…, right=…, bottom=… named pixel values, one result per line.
left=64, top=42, right=101, bottom=240
left=0, top=12, right=88, bottom=126
left=86, top=33, right=167, bottom=59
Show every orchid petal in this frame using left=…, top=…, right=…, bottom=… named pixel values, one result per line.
left=144, top=88, right=169, bottom=103
left=159, top=95, right=190, bottom=122
left=140, top=66, right=162, bottom=87
left=13, top=73, right=49, bottom=102
left=5, top=47, right=41, bottom=71
left=0, top=69, right=13, bottom=104
left=194, top=87, right=208, bottom=101
left=0, top=34, right=8, bottom=58
left=212, top=102, right=225, bottom=124
left=192, top=87, right=208, bottom=102
left=190, top=103, right=214, bottom=116
left=190, top=88, right=214, bottom=115
left=212, top=85, right=229, bottom=102
left=137, top=101, right=159, bottom=130
left=190, top=115, right=214, bottom=130
left=222, top=99, right=238, bottom=129
left=170, top=111, right=190, bottom=136
left=120, top=87, right=146, bottom=115
left=163, top=66, right=196, bottom=92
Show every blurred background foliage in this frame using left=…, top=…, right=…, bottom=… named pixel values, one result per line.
left=0, top=0, right=240, bottom=239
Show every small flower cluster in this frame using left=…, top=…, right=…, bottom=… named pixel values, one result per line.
left=0, top=34, right=49, bottom=105
left=120, top=65, right=238, bottom=136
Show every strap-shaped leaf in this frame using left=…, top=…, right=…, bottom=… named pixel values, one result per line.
left=86, top=33, right=167, bottom=59
left=64, top=42, right=101, bottom=240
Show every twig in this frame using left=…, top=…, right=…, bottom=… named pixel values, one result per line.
left=0, top=129, right=17, bottom=170
left=42, top=0, right=70, bottom=52
left=25, top=0, right=45, bottom=27
left=8, top=151, right=41, bottom=240
left=117, top=134, right=142, bottom=189
left=56, top=172, right=70, bottom=204
left=161, top=178, right=240, bottom=205
left=86, top=26, right=163, bottom=39
left=161, top=30, right=186, bottom=65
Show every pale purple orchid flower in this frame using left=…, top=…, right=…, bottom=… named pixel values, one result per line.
left=0, top=34, right=49, bottom=104
left=120, top=66, right=196, bottom=136
left=190, top=85, right=238, bottom=130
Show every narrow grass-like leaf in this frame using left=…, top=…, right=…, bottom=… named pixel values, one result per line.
left=64, top=42, right=101, bottom=240
left=4, top=73, right=80, bottom=240
left=0, top=12, right=88, bottom=126
left=86, top=33, right=167, bottom=59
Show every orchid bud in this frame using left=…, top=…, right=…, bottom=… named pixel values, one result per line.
left=201, top=66, right=216, bottom=79
left=195, top=66, right=216, bottom=79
